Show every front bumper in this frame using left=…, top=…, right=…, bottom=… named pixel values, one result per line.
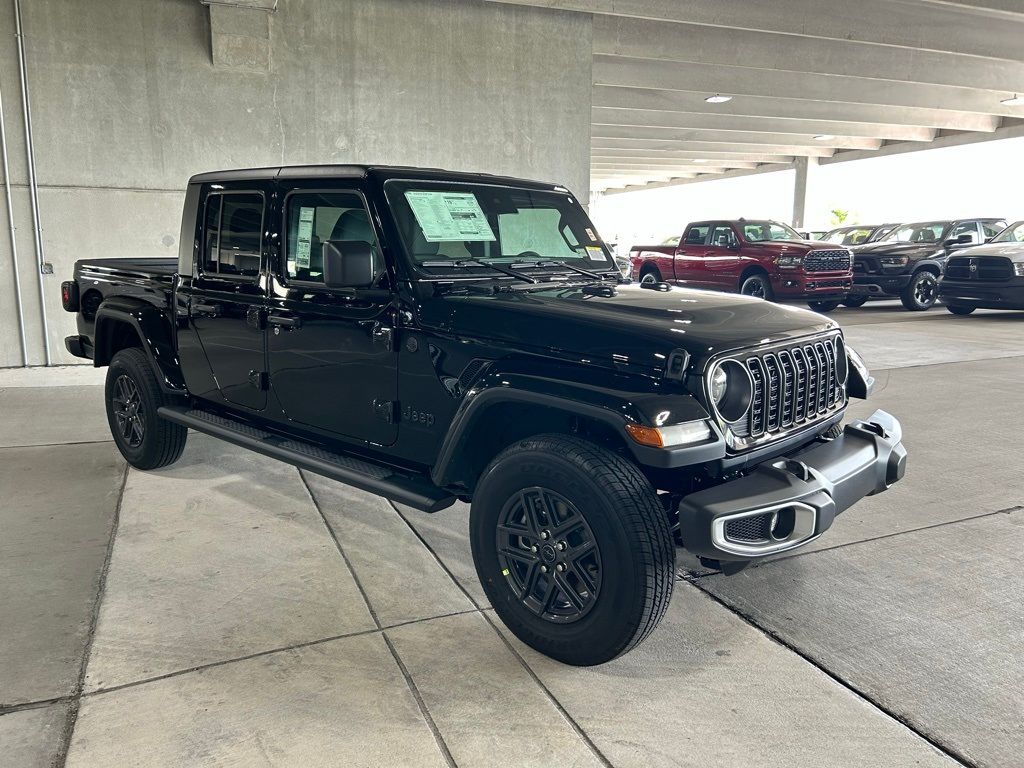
left=851, top=273, right=911, bottom=296
left=678, top=409, right=906, bottom=563
left=939, top=277, right=1024, bottom=310
left=772, top=271, right=852, bottom=299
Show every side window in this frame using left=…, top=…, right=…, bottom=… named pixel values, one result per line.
left=683, top=225, right=710, bottom=245
left=710, top=225, right=736, bottom=248
left=203, top=193, right=263, bottom=278
left=285, top=191, right=379, bottom=284
left=950, top=222, right=980, bottom=244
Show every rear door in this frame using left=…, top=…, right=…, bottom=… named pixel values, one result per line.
left=703, top=222, right=744, bottom=288
left=185, top=185, right=270, bottom=411
left=673, top=223, right=712, bottom=286
left=266, top=183, right=399, bottom=445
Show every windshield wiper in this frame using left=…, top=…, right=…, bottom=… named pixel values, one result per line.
left=513, top=259, right=620, bottom=282
left=421, top=259, right=537, bottom=284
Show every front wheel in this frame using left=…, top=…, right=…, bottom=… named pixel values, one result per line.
left=946, top=304, right=976, bottom=316
left=900, top=271, right=938, bottom=311
left=105, top=348, right=187, bottom=470
left=740, top=273, right=774, bottom=301
left=470, top=434, right=675, bottom=666
left=842, top=295, right=868, bottom=308
left=807, top=300, right=842, bottom=313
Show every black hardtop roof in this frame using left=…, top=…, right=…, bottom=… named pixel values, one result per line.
left=187, top=164, right=562, bottom=191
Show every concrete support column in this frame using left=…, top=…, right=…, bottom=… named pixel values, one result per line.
left=791, top=156, right=820, bottom=229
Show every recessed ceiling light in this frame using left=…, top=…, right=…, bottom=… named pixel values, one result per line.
left=813, top=134, right=835, bottom=141
left=693, top=159, right=711, bottom=163
left=705, top=94, right=732, bottom=104
left=1001, top=94, right=1024, bottom=106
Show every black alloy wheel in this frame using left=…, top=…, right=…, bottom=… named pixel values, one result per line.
left=495, top=487, right=602, bottom=624
left=900, top=270, right=938, bottom=311
left=111, top=374, right=146, bottom=448
left=740, top=273, right=774, bottom=300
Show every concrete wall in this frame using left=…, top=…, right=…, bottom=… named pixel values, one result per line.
left=0, top=0, right=592, bottom=367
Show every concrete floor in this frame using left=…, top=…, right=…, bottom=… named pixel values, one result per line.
left=1, top=301, right=1021, bottom=768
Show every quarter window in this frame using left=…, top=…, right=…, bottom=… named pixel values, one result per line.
left=285, top=192, right=379, bottom=284
left=203, top=193, right=263, bottom=278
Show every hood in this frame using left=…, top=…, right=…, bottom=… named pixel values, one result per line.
left=421, top=283, right=836, bottom=374
left=852, top=241, right=943, bottom=259
left=952, top=241, right=1024, bottom=260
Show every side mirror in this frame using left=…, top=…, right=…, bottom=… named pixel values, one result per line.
left=945, top=234, right=973, bottom=246
left=323, top=240, right=375, bottom=289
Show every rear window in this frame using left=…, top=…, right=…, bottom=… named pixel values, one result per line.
left=202, top=193, right=263, bottom=278
left=283, top=191, right=379, bottom=284
left=683, top=225, right=709, bottom=244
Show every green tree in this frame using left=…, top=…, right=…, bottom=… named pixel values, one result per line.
left=830, top=209, right=849, bottom=226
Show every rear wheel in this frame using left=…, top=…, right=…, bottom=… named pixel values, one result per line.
left=946, top=304, right=976, bottom=316
left=739, top=273, right=774, bottom=300
left=900, top=271, right=938, bottom=311
left=639, top=267, right=661, bottom=285
left=105, top=348, right=187, bottom=470
left=470, top=434, right=675, bottom=666
left=807, top=300, right=842, bottom=313
left=842, top=295, right=868, bottom=308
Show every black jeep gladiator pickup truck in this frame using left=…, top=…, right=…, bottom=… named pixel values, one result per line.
left=62, top=165, right=906, bottom=666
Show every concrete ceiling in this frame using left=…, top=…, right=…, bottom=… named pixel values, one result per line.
left=486, top=0, right=1024, bottom=194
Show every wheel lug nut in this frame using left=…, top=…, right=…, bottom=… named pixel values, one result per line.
left=540, top=531, right=549, bottom=540
left=530, top=546, right=538, bottom=553
left=557, top=542, right=566, bottom=551
left=556, top=563, right=565, bottom=572
left=540, top=565, right=548, bottom=573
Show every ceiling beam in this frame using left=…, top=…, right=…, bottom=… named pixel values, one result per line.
left=593, top=86, right=1000, bottom=133
left=591, top=107, right=935, bottom=142
left=593, top=55, right=1016, bottom=117
left=594, top=15, right=1024, bottom=95
left=593, top=137, right=835, bottom=157
left=592, top=125, right=882, bottom=150
left=592, top=149, right=795, bottom=164
left=484, top=0, right=1024, bottom=61
left=595, top=163, right=792, bottom=195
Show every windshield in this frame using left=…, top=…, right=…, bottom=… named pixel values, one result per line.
left=824, top=227, right=874, bottom=246
left=741, top=221, right=802, bottom=242
left=888, top=221, right=949, bottom=244
left=991, top=221, right=1024, bottom=242
left=384, top=180, right=615, bottom=272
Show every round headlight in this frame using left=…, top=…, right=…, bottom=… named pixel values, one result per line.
left=707, top=360, right=753, bottom=423
left=834, top=336, right=849, bottom=385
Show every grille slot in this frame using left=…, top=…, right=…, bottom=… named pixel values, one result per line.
left=804, top=249, right=852, bottom=272
left=946, top=256, right=1014, bottom=281
left=744, top=337, right=844, bottom=440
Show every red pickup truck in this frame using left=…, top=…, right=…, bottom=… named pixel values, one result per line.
left=629, top=219, right=854, bottom=312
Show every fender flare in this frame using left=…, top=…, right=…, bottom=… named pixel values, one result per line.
left=93, top=297, right=186, bottom=394
left=430, top=366, right=721, bottom=486
left=913, top=258, right=944, bottom=277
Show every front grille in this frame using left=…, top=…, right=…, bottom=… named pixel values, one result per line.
left=946, top=256, right=1014, bottom=282
left=745, top=337, right=843, bottom=439
left=804, top=249, right=852, bottom=272
left=807, top=279, right=849, bottom=290
left=724, top=514, right=773, bottom=543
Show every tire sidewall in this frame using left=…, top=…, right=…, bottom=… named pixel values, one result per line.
left=470, top=447, right=650, bottom=664
left=903, top=270, right=938, bottom=310
left=105, top=350, right=161, bottom=466
left=740, top=274, right=773, bottom=300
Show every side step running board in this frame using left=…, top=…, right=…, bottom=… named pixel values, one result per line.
left=158, top=406, right=456, bottom=513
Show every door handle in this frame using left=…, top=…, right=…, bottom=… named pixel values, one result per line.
left=268, top=314, right=302, bottom=329
left=193, top=302, right=221, bottom=316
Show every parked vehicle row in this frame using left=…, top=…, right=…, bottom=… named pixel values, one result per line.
left=630, top=217, right=1022, bottom=315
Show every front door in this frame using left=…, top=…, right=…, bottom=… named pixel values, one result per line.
left=266, top=185, right=399, bottom=445
left=186, top=186, right=270, bottom=411
left=704, top=223, right=743, bottom=288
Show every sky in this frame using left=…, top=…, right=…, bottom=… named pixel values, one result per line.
left=590, top=135, right=1024, bottom=252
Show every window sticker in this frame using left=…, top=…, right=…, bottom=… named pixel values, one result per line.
left=295, top=207, right=315, bottom=268
left=405, top=191, right=496, bottom=242
left=585, top=228, right=597, bottom=242
left=585, top=245, right=605, bottom=261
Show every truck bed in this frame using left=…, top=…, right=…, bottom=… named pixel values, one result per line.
left=76, top=256, right=178, bottom=278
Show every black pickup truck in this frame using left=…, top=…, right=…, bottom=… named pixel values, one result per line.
left=62, top=165, right=906, bottom=666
